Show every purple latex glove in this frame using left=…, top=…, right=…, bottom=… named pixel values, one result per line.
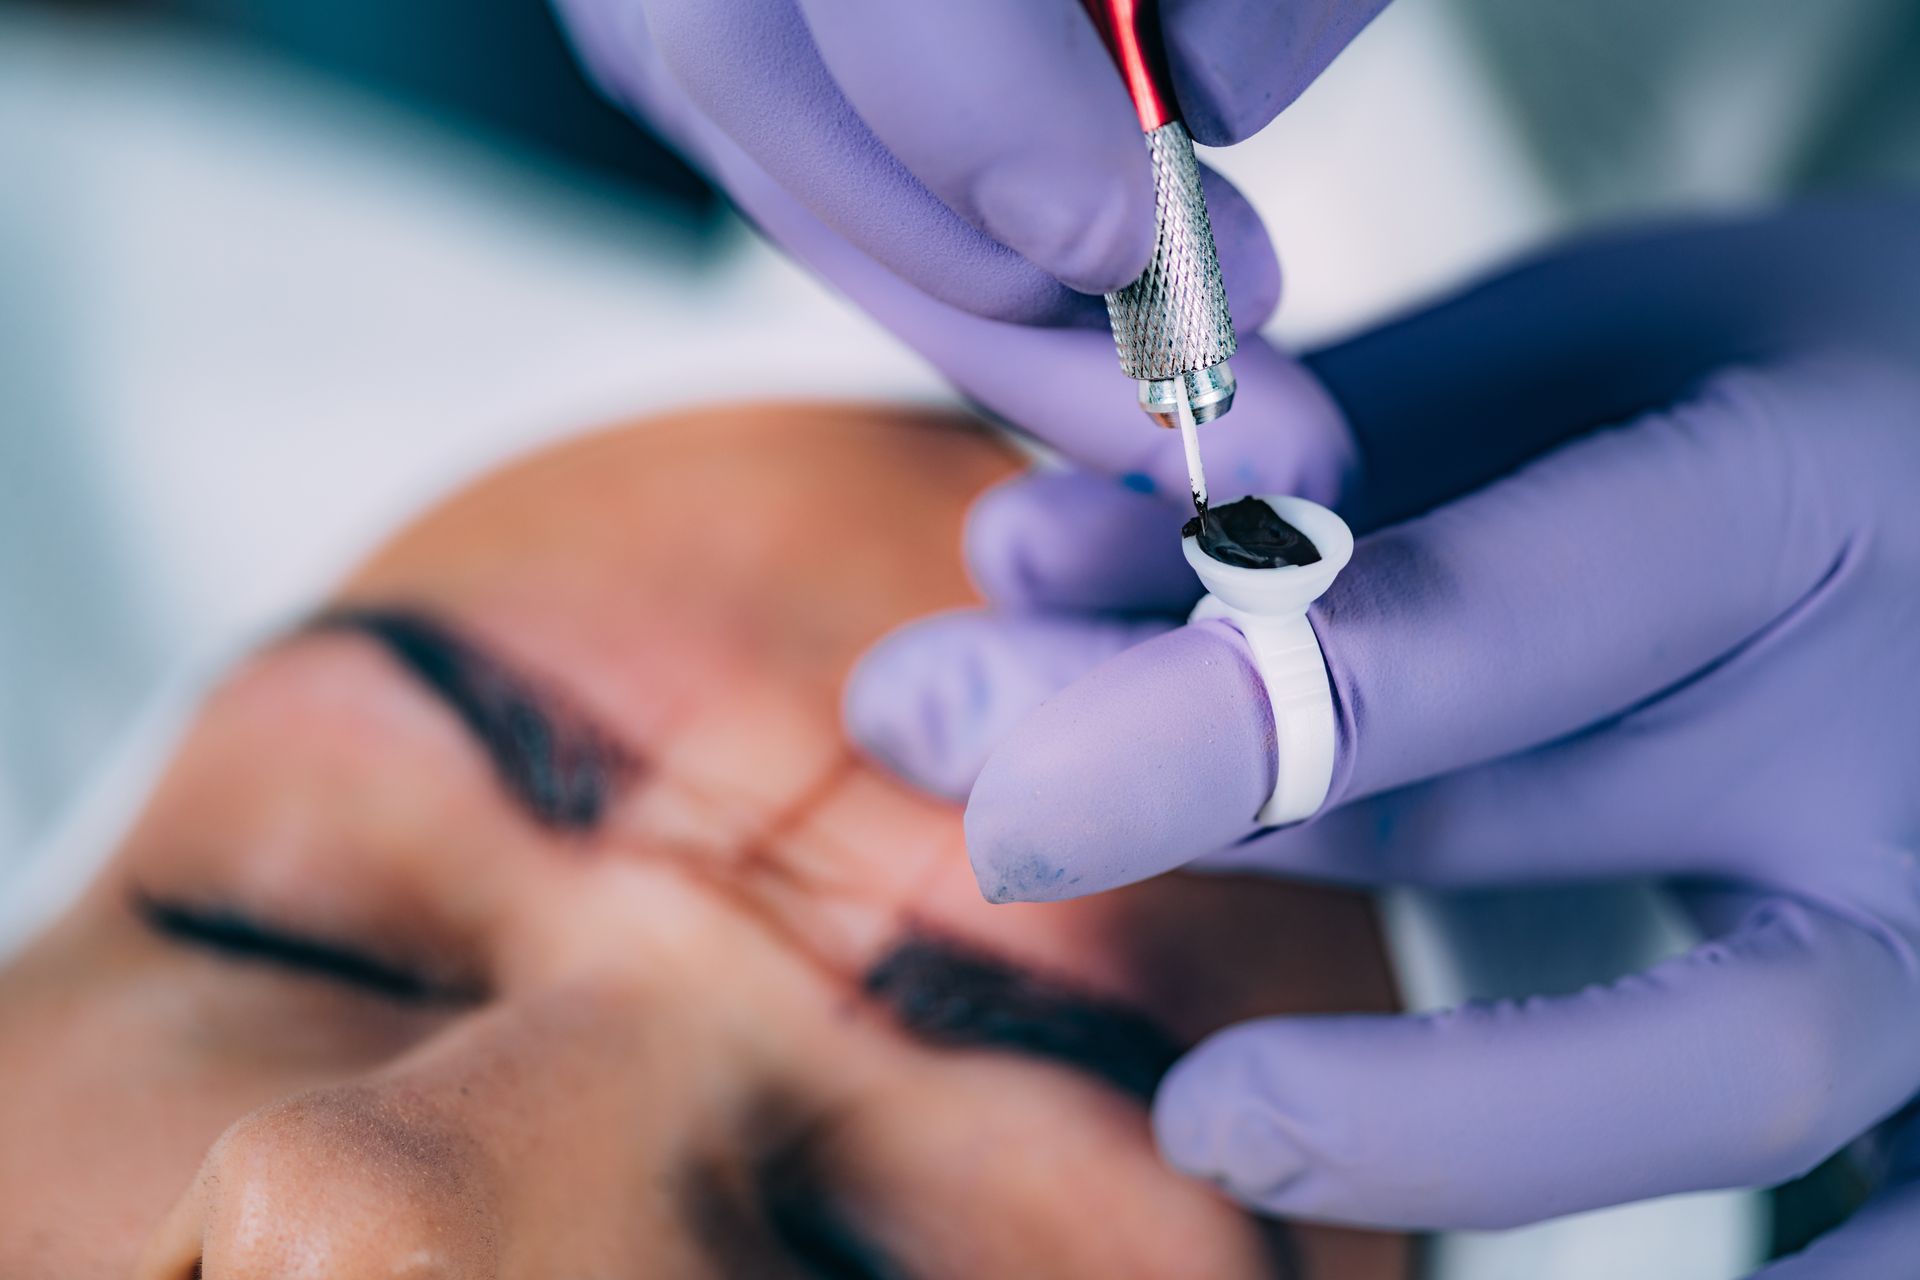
left=847, top=199, right=1920, bottom=1268
left=548, top=0, right=1369, bottom=500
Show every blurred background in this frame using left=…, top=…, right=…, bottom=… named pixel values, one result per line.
left=1, top=0, right=1915, bottom=1272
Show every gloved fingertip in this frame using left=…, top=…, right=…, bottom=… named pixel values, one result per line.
left=963, top=472, right=1195, bottom=613
left=843, top=615, right=997, bottom=800
left=1155, top=1031, right=1309, bottom=1205
left=962, top=621, right=1271, bottom=903
left=849, top=610, right=1169, bottom=801
left=961, top=478, right=1048, bottom=607
left=1159, top=0, right=1270, bottom=147
left=972, top=151, right=1155, bottom=296
left=1163, top=0, right=1391, bottom=147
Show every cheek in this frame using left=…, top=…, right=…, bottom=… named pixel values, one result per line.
left=0, top=934, right=305, bottom=1274
left=0, top=891, right=469, bottom=1277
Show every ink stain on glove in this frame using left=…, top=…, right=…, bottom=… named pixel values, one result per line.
left=1183, top=497, right=1321, bottom=569
left=976, top=852, right=1080, bottom=906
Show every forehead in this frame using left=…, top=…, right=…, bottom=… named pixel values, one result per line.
left=340, top=404, right=1014, bottom=692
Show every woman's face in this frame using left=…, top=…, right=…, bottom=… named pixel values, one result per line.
left=0, top=405, right=1403, bottom=1279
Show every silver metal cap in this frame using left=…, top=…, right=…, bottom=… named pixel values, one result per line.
left=1103, top=120, right=1237, bottom=424
left=1140, top=363, right=1236, bottom=428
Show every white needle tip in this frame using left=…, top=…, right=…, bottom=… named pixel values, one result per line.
left=1175, top=378, right=1209, bottom=514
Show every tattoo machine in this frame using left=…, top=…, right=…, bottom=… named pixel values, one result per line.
left=1081, top=0, right=1238, bottom=516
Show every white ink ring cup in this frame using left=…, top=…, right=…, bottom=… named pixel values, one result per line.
left=1183, top=496, right=1352, bottom=828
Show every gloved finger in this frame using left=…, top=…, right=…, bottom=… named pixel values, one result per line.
left=645, top=0, right=1283, bottom=328
left=1752, top=1106, right=1920, bottom=1278
left=1310, top=202, right=1920, bottom=532
left=1317, top=360, right=1855, bottom=806
left=1191, top=719, right=1719, bottom=888
left=962, top=472, right=1199, bottom=615
left=550, top=0, right=684, bottom=139
left=646, top=0, right=1093, bottom=325
left=844, top=610, right=1174, bottom=799
left=645, top=77, right=1349, bottom=492
left=794, top=0, right=1155, bottom=297
left=1164, top=0, right=1392, bottom=146
left=964, top=620, right=1271, bottom=902
left=967, top=361, right=1855, bottom=901
left=1153, top=895, right=1920, bottom=1229
left=847, top=475, right=1205, bottom=800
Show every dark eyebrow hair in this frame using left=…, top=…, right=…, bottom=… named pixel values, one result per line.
left=863, top=935, right=1184, bottom=1104
left=866, top=935, right=1304, bottom=1278
left=307, top=606, right=634, bottom=832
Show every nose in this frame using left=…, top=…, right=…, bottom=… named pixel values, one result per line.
left=134, top=1086, right=499, bottom=1280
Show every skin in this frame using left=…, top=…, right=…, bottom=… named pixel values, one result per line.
left=0, top=403, right=1404, bottom=1278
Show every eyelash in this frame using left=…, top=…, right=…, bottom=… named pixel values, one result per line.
left=758, top=1132, right=908, bottom=1280
left=764, top=1185, right=905, bottom=1280
left=130, top=890, right=477, bottom=1007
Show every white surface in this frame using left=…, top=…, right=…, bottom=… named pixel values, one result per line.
left=0, top=655, right=210, bottom=962
left=1214, top=0, right=1562, bottom=345
left=0, top=7, right=948, bottom=867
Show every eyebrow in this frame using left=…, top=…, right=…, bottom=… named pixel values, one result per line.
left=863, top=935, right=1184, bottom=1104
left=868, top=936, right=1305, bottom=1277
left=308, top=607, right=634, bottom=832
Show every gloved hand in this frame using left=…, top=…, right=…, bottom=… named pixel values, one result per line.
left=548, top=0, right=1375, bottom=500
left=846, top=198, right=1920, bottom=1273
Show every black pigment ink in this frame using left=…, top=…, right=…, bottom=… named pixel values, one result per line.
left=1182, top=496, right=1321, bottom=570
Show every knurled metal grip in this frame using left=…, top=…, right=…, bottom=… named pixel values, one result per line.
left=1103, top=121, right=1238, bottom=426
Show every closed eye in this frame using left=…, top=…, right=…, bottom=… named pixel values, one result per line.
left=131, top=890, right=483, bottom=1007
left=762, top=1149, right=910, bottom=1280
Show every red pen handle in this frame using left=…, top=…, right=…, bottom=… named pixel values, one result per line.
left=1080, top=0, right=1178, bottom=132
